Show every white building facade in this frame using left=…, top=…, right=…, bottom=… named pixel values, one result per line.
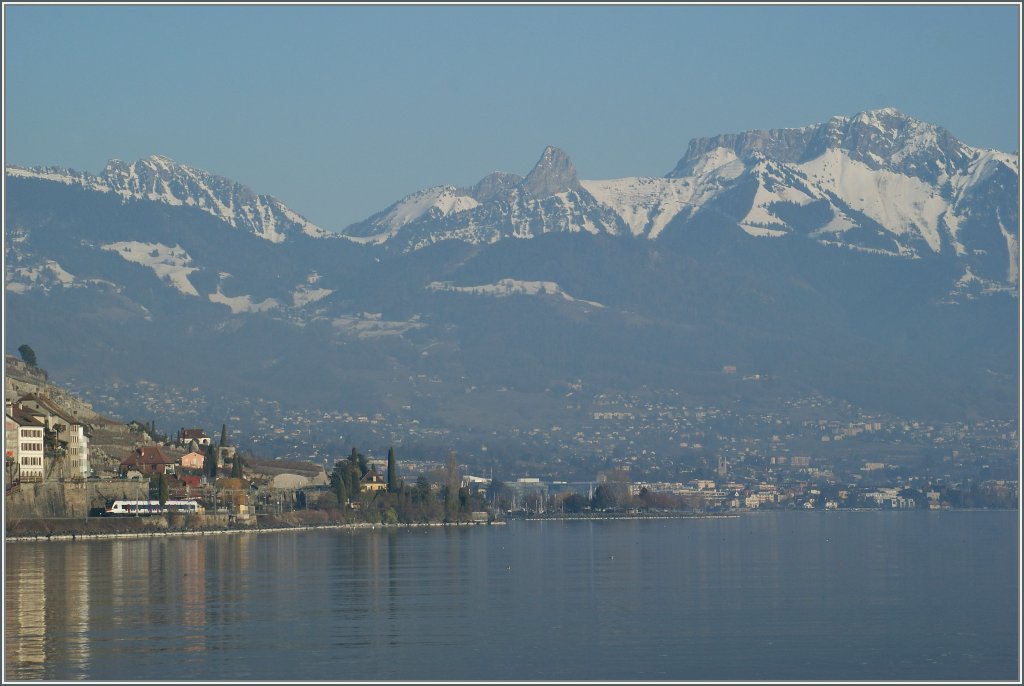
left=6, top=407, right=45, bottom=483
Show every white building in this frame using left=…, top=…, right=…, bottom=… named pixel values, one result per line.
left=16, top=395, right=90, bottom=480
left=6, top=414, right=21, bottom=486
left=6, top=404, right=45, bottom=483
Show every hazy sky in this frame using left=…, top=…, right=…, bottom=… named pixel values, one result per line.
left=3, top=3, right=1020, bottom=230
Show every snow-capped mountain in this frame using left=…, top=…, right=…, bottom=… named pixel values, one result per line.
left=6, top=154, right=332, bottom=243
left=4, top=109, right=1019, bottom=436
left=341, top=146, right=628, bottom=251
left=340, top=108, right=1019, bottom=296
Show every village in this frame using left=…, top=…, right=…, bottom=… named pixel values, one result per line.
left=4, top=353, right=1019, bottom=539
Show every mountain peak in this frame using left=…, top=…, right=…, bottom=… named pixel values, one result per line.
left=142, top=153, right=179, bottom=169
left=523, top=146, right=580, bottom=198
left=669, top=108, right=977, bottom=182
left=814, top=108, right=972, bottom=179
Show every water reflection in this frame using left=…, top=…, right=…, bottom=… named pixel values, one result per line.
left=5, top=542, right=92, bottom=680
left=4, top=514, right=1019, bottom=681
left=5, top=545, right=48, bottom=678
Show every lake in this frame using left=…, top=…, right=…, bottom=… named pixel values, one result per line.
left=4, top=511, right=1019, bottom=681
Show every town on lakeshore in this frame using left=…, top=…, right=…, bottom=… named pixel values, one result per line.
left=4, top=352, right=1019, bottom=539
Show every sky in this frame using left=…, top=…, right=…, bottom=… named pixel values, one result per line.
left=3, top=3, right=1020, bottom=231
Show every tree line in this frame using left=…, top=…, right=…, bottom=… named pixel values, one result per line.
left=311, top=448, right=488, bottom=524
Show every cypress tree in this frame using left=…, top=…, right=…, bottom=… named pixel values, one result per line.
left=158, top=472, right=168, bottom=506
left=387, top=447, right=397, bottom=493
left=335, top=478, right=348, bottom=506
left=205, top=444, right=218, bottom=479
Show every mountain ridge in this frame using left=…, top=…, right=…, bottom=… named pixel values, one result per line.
left=7, top=154, right=333, bottom=243
left=4, top=108, right=1018, bottom=439
left=327, top=108, right=1017, bottom=299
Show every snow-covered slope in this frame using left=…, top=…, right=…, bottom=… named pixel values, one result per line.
left=6, top=155, right=331, bottom=243
left=339, top=109, right=1017, bottom=297
left=5, top=109, right=1017, bottom=306
left=341, top=146, right=627, bottom=252
left=101, top=241, right=201, bottom=296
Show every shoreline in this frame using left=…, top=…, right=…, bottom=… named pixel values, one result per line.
left=4, top=519, right=506, bottom=544
left=519, top=513, right=741, bottom=521
left=7, top=508, right=1012, bottom=543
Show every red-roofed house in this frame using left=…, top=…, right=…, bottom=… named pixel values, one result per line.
left=120, top=446, right=177, bottom=477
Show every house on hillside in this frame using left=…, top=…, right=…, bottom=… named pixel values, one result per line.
left=177, top=428, right=211, bottom=450
left=120, top=446, right=177, bottom=477
left=180, top=451, right=206, bottom=471
left=360, top=470, right=387, bottom=493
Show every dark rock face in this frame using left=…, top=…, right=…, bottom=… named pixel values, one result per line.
left=470, top=171, right=524, bottom=203
left=670, top=108, right=975, bottom=185
left=523, top=146, right=581, bottom=198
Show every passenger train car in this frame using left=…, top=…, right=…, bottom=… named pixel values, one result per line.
left=104, top=499, right=205, bottom=516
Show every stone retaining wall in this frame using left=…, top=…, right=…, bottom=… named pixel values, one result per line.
left=4, top=480, right=149, bottom=519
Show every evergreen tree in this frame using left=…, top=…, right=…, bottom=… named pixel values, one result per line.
left=158, top=472, right=169, bottom=506
left=204, top=444, right=218, bottom=480
left=413, top=475, right=431, bottom=504
left=348, top=447, right=368, bottom=478
left=330, top=460, right=351, bottom=505
left=231, top=454, right=243, bottom=479
left=17, top=344, right=37, bottom=367
left=387, top=447, right=397, bottom=493
left=335, top=477, right=348, bottom=507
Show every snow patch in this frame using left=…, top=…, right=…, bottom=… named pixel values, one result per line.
left=102, top=241, right=199, bottom=296
left=208, top=286, right=279, bottom=314
left=331, top=313, right=425, bottom=339
left=427, top=279, right=604, bottom=308
left=6, top=260, right=78, bottom=293
left=997, top=212, right=1019, bottom=286
left=292, top=285, right=333, bottom=308
left=740, top=225, right=789, bottom=238
left=811, top=210, right=858, bottom=236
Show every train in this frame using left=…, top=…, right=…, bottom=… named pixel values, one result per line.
left=104, top=499, right=205, bottom=516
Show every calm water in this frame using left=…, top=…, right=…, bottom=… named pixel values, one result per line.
left=4, top=511, right=1019, bottom=681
